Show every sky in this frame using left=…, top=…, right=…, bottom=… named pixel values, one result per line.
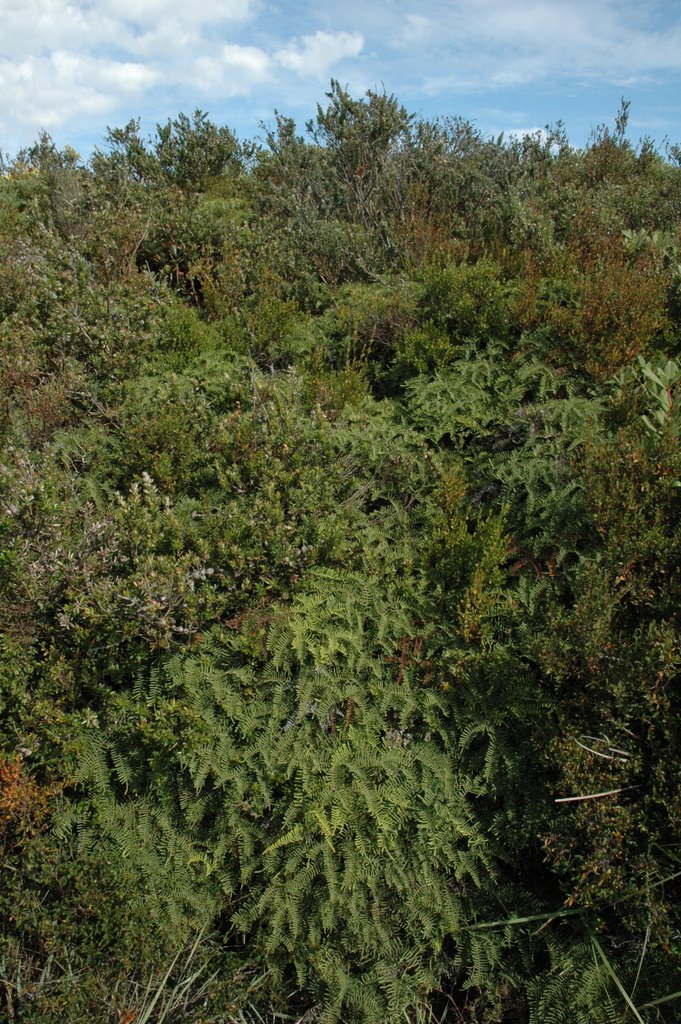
left=1, top=0, right=681, bottom=159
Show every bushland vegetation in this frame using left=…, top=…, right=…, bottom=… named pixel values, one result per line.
left=1, top=90, right=681, bottom=1022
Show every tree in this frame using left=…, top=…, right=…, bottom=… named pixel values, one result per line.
left=307, top=80, right=413, bottom=229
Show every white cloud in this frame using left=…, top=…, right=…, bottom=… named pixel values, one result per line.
left=1, top=0, right=680, bottom=151
left=0, top=0, right=254, bottom=63
left=0, top=51, right=159, bottom=131
left=402, top=14, right=434, bottom=43
left=413, top=0, right=681, bottom=91
left=96, top=59, right=160, bottom=94
left=96, top=0, right=252, bottom=27
left=0, top=0, right=367, bottom=146
left=275, top=30, right=363, bottom=78
left=1, top=0, right=110, bottom=60
left=191, top=44, right=272, bottom=95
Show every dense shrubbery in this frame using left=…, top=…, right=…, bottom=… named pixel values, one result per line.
left=1, top=90, right=680, bottom=1022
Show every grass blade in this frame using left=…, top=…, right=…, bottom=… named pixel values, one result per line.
left=460, top=906, right=584, bottom=931
left=639, top=989, right=681, bottom=1010
left=590, top=935, right=645, bottom=1024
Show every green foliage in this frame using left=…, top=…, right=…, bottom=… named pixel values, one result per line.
left=76, top=533, right=547, bottom=1021
left=154, top=111, right=243, bottom=191
left=540, top=424, right=681, bottom=936
left=612, top=353, right=681, bottom=443
left=411, top=258, right=512, bottom=350
left=308, top=80, right=413, bottom=232
left=0, top=823, right=193, bottom=1023
left=2, top=91, right=681, bottom=1023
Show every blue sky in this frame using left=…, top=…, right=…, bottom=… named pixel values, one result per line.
left=1, top=0, right=681, bottom=158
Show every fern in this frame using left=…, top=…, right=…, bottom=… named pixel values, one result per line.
left=71, top=474, right=620, bottom=1021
